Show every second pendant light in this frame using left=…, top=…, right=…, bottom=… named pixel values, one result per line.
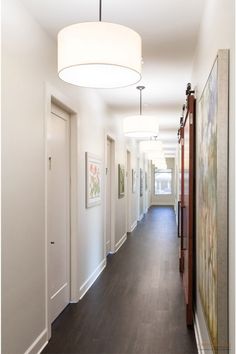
left=123, top=86, right=159, bottom=138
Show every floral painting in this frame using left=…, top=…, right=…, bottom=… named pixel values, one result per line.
left=140, top=168, right=143, bottom=197
left=197, top=50, right=229, bottom=353
left=86, top=153, right=102, bottom=208
left=132, top=169, right=136, bottom=193
left=145, top=172, right=148, bottom=190
left=118, top=164, right=125, bottom=198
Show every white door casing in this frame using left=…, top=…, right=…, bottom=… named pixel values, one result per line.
left=106, top=139, right=112, bottom=255
left=126, top=150, right=131, bottom=232
left=47, top=103, right=70, bottom=323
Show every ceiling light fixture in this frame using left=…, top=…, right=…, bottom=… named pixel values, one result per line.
left=140, top=140, right=164, bottom=153
left=153, top=160, right=167, bottom=169
left=123, top=86, right=159, bottom=138
left=57, top=0, right=142, bottom=88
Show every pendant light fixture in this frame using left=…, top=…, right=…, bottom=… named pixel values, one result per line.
left=123, top=86, right=159, bottom=138
left=57, top=0, right=142, bottom=88
left=147, top=150, right=167, bottom=169
left=140, top=140, right=164, bottom=153
left=153, top=159, right=167, bottom=170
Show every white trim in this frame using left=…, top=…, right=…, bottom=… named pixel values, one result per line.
left=130, top=220, right=137, bottom=232
left=139, top=213, right=144, bottom=221
left=44, top=83, right=79, bottom=341
left=79, top=259, right=106, bottom=300
left=115, top=233, right=127, bottom=252
left=38, top=340, right=49, bottom=354
left=104, top=134, right=116, bottom=256
left=126, top=149, right=132, bottom=233
left=151, top=202, right=175, bottom=206
left=194, top=311, right=205, bottom=354
left=50, top=283, right=68, bottom=300
left=24, top=329, right=47, bottom=354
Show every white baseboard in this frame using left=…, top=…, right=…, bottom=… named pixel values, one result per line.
left=194, top=310, right=205, bottom=354
left=151, top=202, right=174, bottom=206
left=130, top=220, right=137, bottom=232
left=138, top=213, right=144, bottom=221
left=79, top=258, right=106, bottom=300
left=115, top=233, right=127, bottom=253
left=24, top=329, right=48, bottom=354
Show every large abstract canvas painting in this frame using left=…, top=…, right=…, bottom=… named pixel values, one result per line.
left=197, top=50, right=229, bottom=354
left=86, top=153, right=102, bottom=208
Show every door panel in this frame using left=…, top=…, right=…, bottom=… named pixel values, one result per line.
left=48, top=104, right=70, bottom=323
left=179, top=93, right=195, bottom=326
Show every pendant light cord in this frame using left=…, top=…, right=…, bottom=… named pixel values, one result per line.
left=140, top=89, right=142, bottom=115
left=99, top=0, right=102, bottom=21
left=137, top=86, right=145, bottom=115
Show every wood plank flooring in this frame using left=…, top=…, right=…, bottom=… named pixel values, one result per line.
left=43, top=206, right=197, bottom=354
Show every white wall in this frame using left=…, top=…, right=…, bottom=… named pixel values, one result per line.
left=151, top=158, right=176, bottom=206
left=2, top=1, right=147, bottom=352
left=106, top=114, right=145, bottom=240
left=1, top=0, right=124, bottom=353
left=191, top=1, right=235, bottom=353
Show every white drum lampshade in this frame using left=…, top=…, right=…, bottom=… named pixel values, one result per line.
left=148, top=151, right=165, bottom=161
left=153, top=160, right=167, bottom=169
left=152, top=155, right=167, bottom=169
left=123, top=115, right=159, bottom=138
left=58, top=22, right=142, bottom=88
left=139, top=140, right=164, bottom=153
left=123, top=86, right=159, bottom=138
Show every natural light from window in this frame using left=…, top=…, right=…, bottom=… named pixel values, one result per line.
left=155, top=168, right=172, bottom=195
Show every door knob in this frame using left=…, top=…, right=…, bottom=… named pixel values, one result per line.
left=50, top=241, right=55, bottom=244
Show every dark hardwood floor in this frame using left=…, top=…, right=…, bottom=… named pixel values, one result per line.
left=43, top=206, right=197, bottom=354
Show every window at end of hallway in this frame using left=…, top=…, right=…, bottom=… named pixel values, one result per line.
left=154, top=168, right=172, bottom=195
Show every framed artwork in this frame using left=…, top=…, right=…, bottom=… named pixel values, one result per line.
left=86, top=152, right=102, bottom=208
left=118, top=164, right=125, bottom=198
left=197, top=50, right=229, bottom=353
left=145, top=171, right=148, bottom=190
left=132, top=169, right=136, bottom=193
left=140, top=168, right=143, bottom=197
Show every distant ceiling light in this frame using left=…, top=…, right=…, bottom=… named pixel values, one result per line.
left=153, top=160, right=167, bottom=169
left=151, top=156, right=167, bottom=169
left=147, top=151, right=166, bottom=161
left=140, top=140, right=164, bottom=153
left=57, top=0, right=142, bottom=88
left=123, top=86, right=159, bottom=138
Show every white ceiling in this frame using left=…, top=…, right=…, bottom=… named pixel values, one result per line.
left=21, top=0, right=205, bottom=156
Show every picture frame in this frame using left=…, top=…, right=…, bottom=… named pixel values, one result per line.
left=132, top=169, right=136, bottom=193
left=145, top=171, right=148, bottom=190
left=140, top=168, right=143, bottom=197
left=196, top=50, right=229, bottom=353
left=86, top=152, right=102, bottom=208
left=118, top=164, right=125, bottom=198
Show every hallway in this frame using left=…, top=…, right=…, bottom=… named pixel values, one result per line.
left=43, top=207, right=197, bottom=354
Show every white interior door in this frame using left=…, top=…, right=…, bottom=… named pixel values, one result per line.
left=47, top=103, right=70, bottom=323
left=106, top=139, right=111, bottom=255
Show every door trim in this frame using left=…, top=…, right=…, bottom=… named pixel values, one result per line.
left=104, top=134, right=116, bottom=255
left=44, top=83, right=79, bottom=340
left=126, top=149, right=132, bottom=233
